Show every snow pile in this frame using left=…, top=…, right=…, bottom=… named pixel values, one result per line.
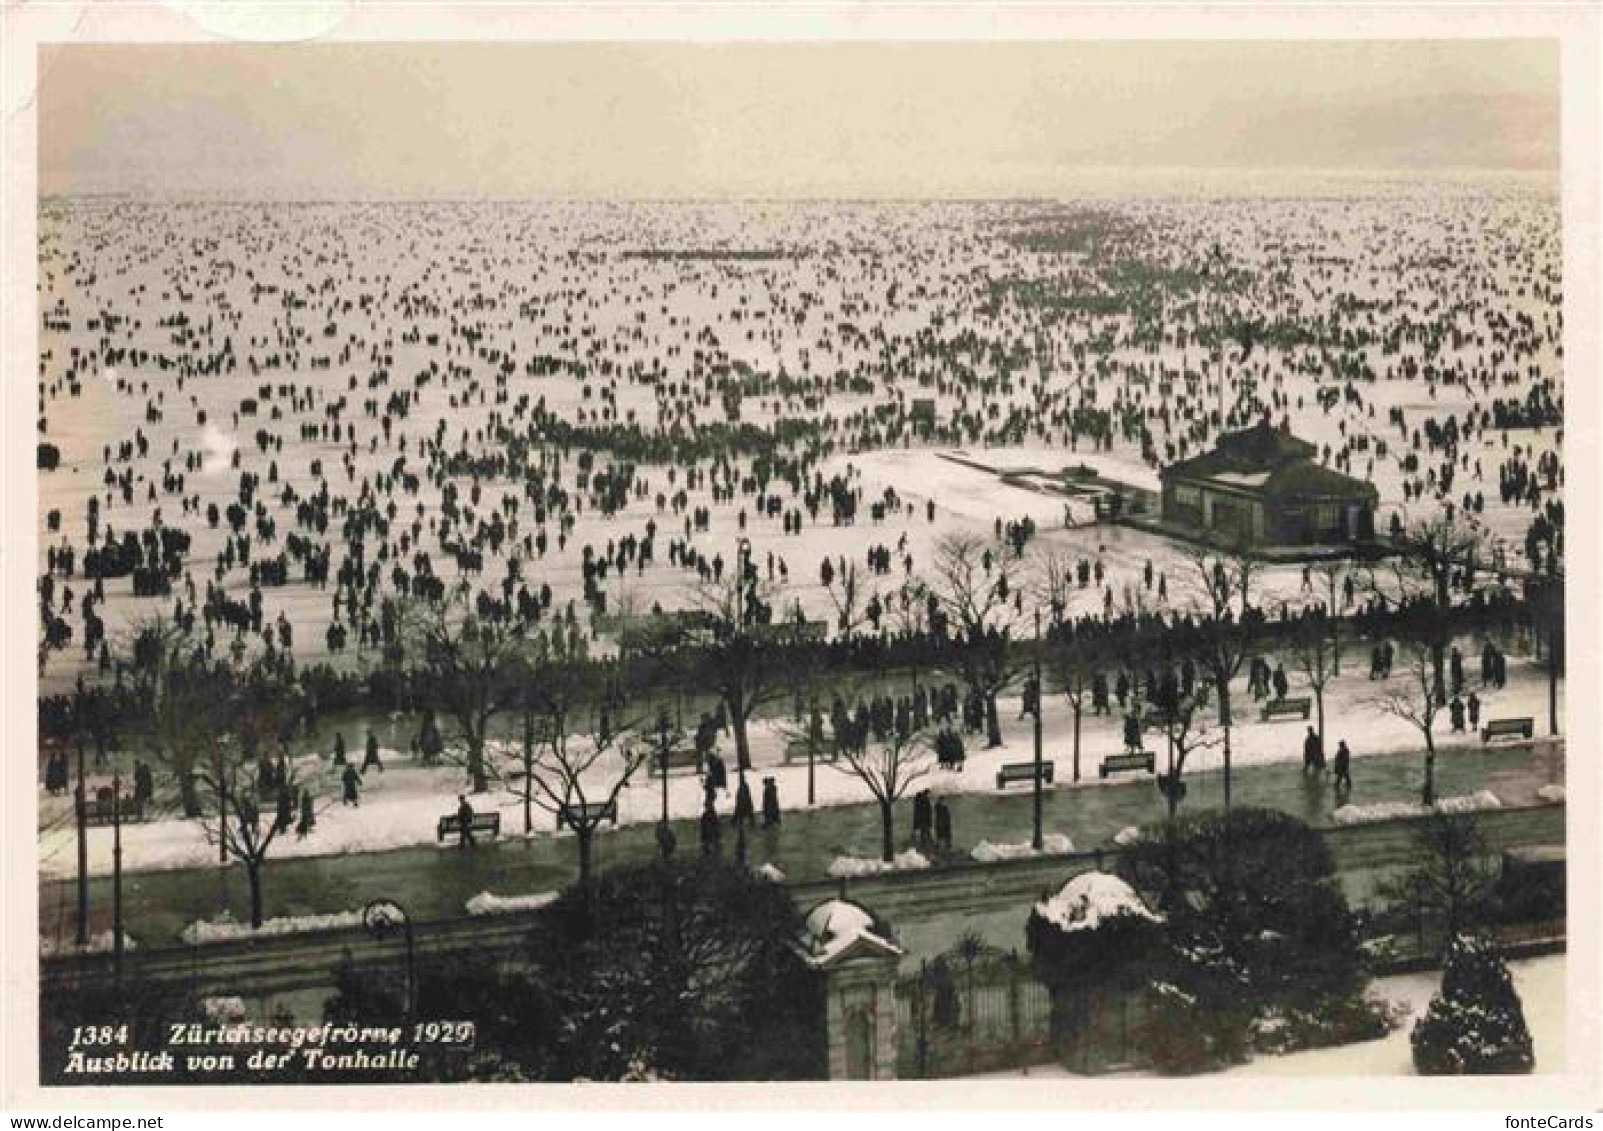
left=40, top=930, right=136, bottom=958
left=971, top=833, right=1074, bottom=862
left=1112, top=825, right=1143, bottom=847
left=1537, top=784, right=1565, bottom=804
left=828, top=849, right=931, bottom=878
left=756, top=863, right=787, bottom=882
left=1033, top=871, right=1161, bottom=933
left=294, top=754, right=325, bottom=778
left=464, top=890, right=560, bottom=917
left=801, top=899, right=901, bottom=966
left=181, top=908, right=363, bottom=944
left=1332, top=790, right=1502, bottom=826
left=202, top=996, right=248, bottom=1023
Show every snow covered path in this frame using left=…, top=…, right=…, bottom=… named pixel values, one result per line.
left=37, top=650, right=1562, bottom=883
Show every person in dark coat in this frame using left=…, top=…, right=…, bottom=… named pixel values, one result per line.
left=455, top=794, right=476, bottom=849
left=1123, top=713, right=1142, bottom=754
left=1333, top=740, right=1352, bottom=796
left=761, top=777, right=781, bottom=828
left=363, top=730, right=383, bottom=773
left=1467, top=691, right=1482, bottom=730
left=274, top=781, right=294, bottom=834
left=699, top=799, right=722, bottom=856
left=912, top=790, right=933, bottom=844
left=733, top=777, right=756, bottom=830
left=705, top=751, right=728, bottom=795
left=1272, top=664, right=1289, bottom=701
left=332, top=732, right=347, bottom=766
left=341, top=764, right=361, bottom=806
left=1449, top=695, right=1466, bottom=733
left=296, top=789, right=315, bottom=837
left=44, top=751, right=67, bottom=796
left=1302, top=726, right=1324, bottom=773
left=133, top=760, right=154, bottom=809
left=934, top=798, right=953, bottom=850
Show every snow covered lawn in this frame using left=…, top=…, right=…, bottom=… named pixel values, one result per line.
left=828, top=849, right=932, bottom=877
left=1224, top=953, right=1565, bottom=1076
left=971, top=833, right=1075, bottom=862
left=1333, top=789, right=1503, bottom=826
left=464, top=891, right=560, bottom=916
left=181, top=909, right=364, bottom=945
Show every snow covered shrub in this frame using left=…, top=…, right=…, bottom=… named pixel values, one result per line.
left=533, top=856, right=825, bottom=1081
left=1027, top=872, right=1167, bottom=1067
left=1411, top=933, right=1535, bottom=1075
left=1113, top=808, right=1377, bottom=1070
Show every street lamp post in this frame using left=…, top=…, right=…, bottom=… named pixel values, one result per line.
left=363, top=900, right=416, bottom=1020
left=1032, top=609, right=1044, bottom=852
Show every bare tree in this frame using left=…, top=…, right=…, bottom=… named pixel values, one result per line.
left=688, top=558, right=784, bottom=777
left=1384, top=512, right=1485, bottom=690
left=1373, top=640, right=1444, bottom=805
left=403, top=583, right=528, bottom=793
left=1184, top=541, right=1258, bottom=807
left=127, top=617, right=230, bottom=819
left=503, top=624, right=592, bottom=835
left=1037, top=551, right=1097, bottom=783
left=835, top=722, right=934, bottom=862
left=194, top=662, right=311, bottom=928
left=1150, top=675, right=1221, bottom=824
left=1290, top=608, right=1338, bottom=746
left=519, top=724, right=652, bottom=889
left=929, top=531, right=1023, bottom=748
left=822, top=557, right=868, bottom=641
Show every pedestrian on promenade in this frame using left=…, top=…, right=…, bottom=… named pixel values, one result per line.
left=700, top=798, right=722, bottom=857
left=456, top=794, right=476, bottom=850
left=274, top=780, right=294, bottom=834
left=913, top=790, right=932, bottom=844
left=733, top=777, right=756, bottom=830
left=297, top=789, right=315, bottom=837
left=761, top=776, right=781, bottom=828
left=934, top=798, right=952, bottom=851
left=1302, top=726, right=1323, bottom=773
left=1449, top=695, right=1466, bottom=733
left=706, top=750, right=728, bottom=795
left=341, top=763, right=361, bottom=806
left=1123, top=713, right=1142, bottom=755
left=1333, top=740, right=1352, bottom=796
left=332, top=732, right=347, bottom=766
left=1467, top=691, right=1482, bottom=730
left=363, top=730, right=383, bottom=773
left=1272, top=664, right=1289, bottom=701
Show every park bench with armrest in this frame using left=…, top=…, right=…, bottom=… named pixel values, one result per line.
left=555, top=800, right=619, bottom=831
left=1260, top=696, right=1312, bottom=723
left=996, top=761, right=1055, bottom=789
left=1099, top=751, right=1155, bottom=779
left=80, top=796, right=144, bottom=827
left=1481, top=717, right=1534, bottom=743
left=436, top=811, right=502, bottom=842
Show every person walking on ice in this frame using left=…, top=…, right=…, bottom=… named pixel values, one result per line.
left=341, top=763, right=361, bottom=806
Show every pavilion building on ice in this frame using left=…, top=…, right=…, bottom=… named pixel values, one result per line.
left=1158, top=421, right=1378, bottom=549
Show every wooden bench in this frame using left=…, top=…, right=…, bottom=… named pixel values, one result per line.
left=996, top=761, right=1054, bottom=789
left=1260, top=697, right=1312, bottom=723
left=1099, top=751, right=1155, bottom=779
left=80, top=797, right=144, bottom=827
left=556, top=800, right=619, bottom=831
left=1482, top=717, right=1534, bottom=743
left=436, top=812, right=502, bottom=842
left=782, top=740, right=840, bottom=765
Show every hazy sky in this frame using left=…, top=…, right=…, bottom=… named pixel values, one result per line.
left=37, top=40, right=1560, bottom=199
